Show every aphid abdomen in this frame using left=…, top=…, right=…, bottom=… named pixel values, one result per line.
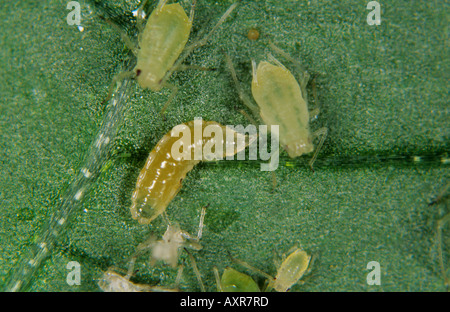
left=136, top=3, right=192, bottom=90
left=273, top=249, right=310, bottom=292
left=252, top=61, right=313, bottom=158
left=131, top=120, right=251, bottom=224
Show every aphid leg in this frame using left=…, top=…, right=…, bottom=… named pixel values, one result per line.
left=162, top=211, right=172, bottom=225
left=135, top=234, right=157, bottom=258
left=261, top=278, right=271, bottom=292
left=189, top=0, right=197, bottom=24
left=125, top=255, right=137, bottom=280
left=269, top=41, right=310, bottom=100
left=271, top=171, right=277, bottom=193
left=104, top=19, right=138, bottom=55
left=272, top=249, right=282, bottom=269
left=286, top=244, right=300, bottom=256
left=228, top=251, right=274, bottom=282
left=430, top=185, right=450, bottom=289
left=155, top=0, right=169, bottom=13
left=159, top=82, right=178, bottom=115
left=269, top=41, right=307, bottom=74
left=184, top=2, right=238, bottom=52
left=196, top=204, right=207, bottom=240
left=174, top=64, right=215, bottom=72
left=429, top=183, right=450, bottom=206
left=136, top=0, right=150, bottom=33
left=180, top=205, right=207, bottom=250
left=308, top=127, right=328, bottom=171
left=103, top=70, right=136, bottom=104
left=311, top=73, right=320, bottom=106
left=173, top=263, right=185, bottom=289
left=185, top=248, right=205, bottom=291
left=161, top=2, right=238, bottom=87
left=213, top=266, right=223, bottom=292
left=267, top=53, right=287, bottom=70
left=225, top=54, right=260, bottom=118
left=239, top=109, right=258, bottom=126
left=309, top=108, right=321, bottom=121
left=437, top=213, right=450, bottom=289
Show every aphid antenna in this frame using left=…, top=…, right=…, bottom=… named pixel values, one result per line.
left=188, top=0, right=197, bottom=23
left=226, top=250, right=273, bottom=281
left=268, top=40, right=307, bottom=74
left=212, top=266, right=223, bottom=292
left=161, top=2, right=238, bottom=88
left=197, top=204, right=208, bottom=240
left=184, top=248, right=205, bottom=291
left=267, top=53, right=286, bottom=70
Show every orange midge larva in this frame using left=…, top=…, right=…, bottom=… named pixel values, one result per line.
left=130, top=120, right=253, bottom=224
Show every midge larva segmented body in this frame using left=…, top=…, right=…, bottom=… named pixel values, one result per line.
left=130, top=120, right=253, bottom=224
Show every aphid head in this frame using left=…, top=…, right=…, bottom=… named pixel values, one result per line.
left=285, top=136, right=314, bottom=158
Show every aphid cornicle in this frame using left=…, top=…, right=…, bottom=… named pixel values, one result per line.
left=130, top=120, right=254, bottom=224
left=105, top=0, right=238, bottom=112
left=226, top=44, right=328, bottom=169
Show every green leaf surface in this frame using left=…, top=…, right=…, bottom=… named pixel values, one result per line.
left=0, top=0, right=448, bottom=292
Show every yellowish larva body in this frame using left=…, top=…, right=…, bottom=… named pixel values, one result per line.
left=130, top=120, right=251, bottom=224
left=135, top=3, right=191, bottom=91
left=252, top=61, right=312, bottom=158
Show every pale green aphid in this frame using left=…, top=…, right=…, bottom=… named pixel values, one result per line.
left=227, top=44, right=328, bottom=170
left=231, top=246, right=311, bottom=292
left=213, top=266, right=260, bottom=292
left=105, top=0, right=238, bottom=113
